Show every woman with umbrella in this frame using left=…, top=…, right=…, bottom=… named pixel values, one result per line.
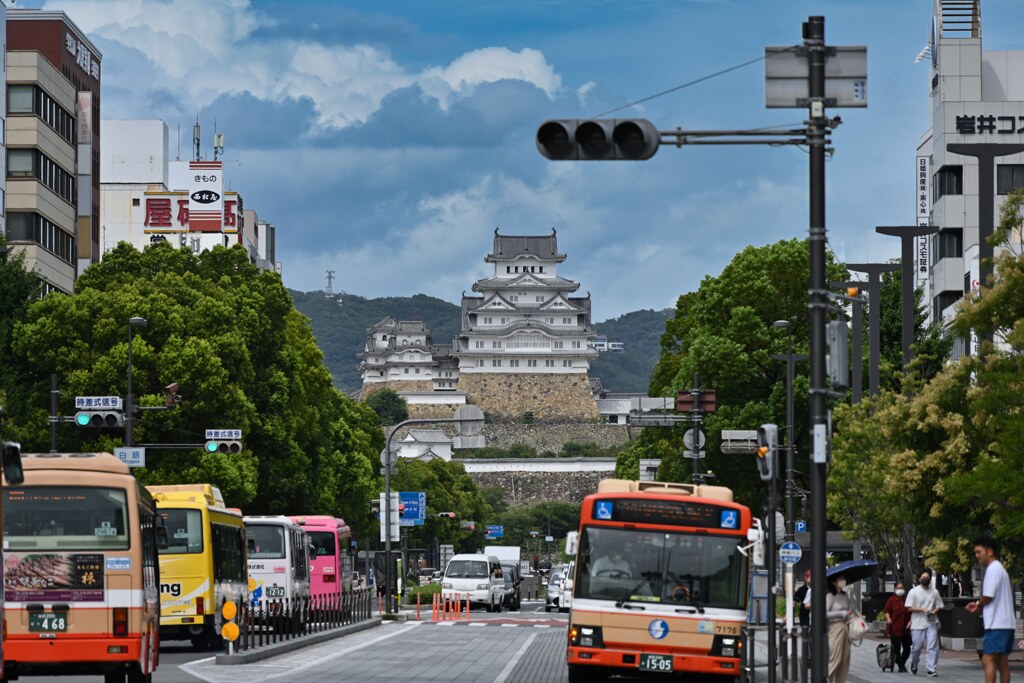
left=825, top=560, right=878, bottom=683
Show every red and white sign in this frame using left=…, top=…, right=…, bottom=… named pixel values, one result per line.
left=142, top=193, right=240, bottom=231
left=188, top=161, right=223, bottom=232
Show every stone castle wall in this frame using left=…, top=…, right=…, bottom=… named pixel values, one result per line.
left=465, top=470, right=606, bottom=504
left=406, top=402, right=466, bottom=420
left=479, top=423, right=629, bottom=452
left=457, top=373, right=600, bottom=421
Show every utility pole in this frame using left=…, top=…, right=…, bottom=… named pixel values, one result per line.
left=675, top=373, right=715, bottom=485
left=50, top=374, right=60, bottom=453
left=874, top=226, right=938, bottom=367
left=830, top=281, right=866, bottom=403
left=845, top=264, right=898, bottom=397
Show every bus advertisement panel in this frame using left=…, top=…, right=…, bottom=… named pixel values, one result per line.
left=290, top=516, right=352, bottom=598
left=2, top=453, right=161, bottom=681
left=566, top=479, right=754, bottom=682
left=148, top=484, right=247, bottom=650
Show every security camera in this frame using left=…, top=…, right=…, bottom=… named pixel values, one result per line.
left=164, top=383, right=183, bottom=408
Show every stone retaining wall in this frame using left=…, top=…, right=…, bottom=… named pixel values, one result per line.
left=457, top=373, right=600, bottom=421
left=466, top=470, right=607, bottom=504
left=479, top=423, right=630, bottom=452
left=359, top=380, right=433, bottom=401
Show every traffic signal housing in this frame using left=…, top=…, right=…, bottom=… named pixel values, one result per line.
left=536, top=119, right=660, bottom=161
left=74, top=409, right=123, bottom=428
left=437, top=512, right=456, bottom=519
left=205, top=439, right=242, bottom=454
left=756, top=424, right=778, bottom=482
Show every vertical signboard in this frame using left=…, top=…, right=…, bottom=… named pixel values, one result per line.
left=915, top=156, right=931, bottom=310
left=188, top=161, right=223, bottom=232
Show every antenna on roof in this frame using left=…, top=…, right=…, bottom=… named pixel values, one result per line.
left=193, top=116, right=201, bottom=162
left=213, top=118, right=224, bottom=161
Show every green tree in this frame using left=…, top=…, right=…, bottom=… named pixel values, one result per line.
left=366, top=388, right=408, bottom=425
left=0, top=235, right=42, bottom=411
left=6, top=242, right=382, bottom=526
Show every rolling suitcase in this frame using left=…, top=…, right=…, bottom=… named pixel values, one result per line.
left=877, top=642, right=894, bottom=672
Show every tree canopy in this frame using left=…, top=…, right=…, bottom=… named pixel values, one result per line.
left=5, top=243, right=384, bottom=532
left=366, top=388, right=408, bottom=425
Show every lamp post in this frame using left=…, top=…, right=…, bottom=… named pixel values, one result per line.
left=125, top=317, right=148, bottom=447
left=772, top=320, right=797, bottom=542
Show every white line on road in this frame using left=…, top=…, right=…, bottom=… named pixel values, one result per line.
left=500, top=623, right=519, bottom=627
left=493, top=631, right=538, bottom=683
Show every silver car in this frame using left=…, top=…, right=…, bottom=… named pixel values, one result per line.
left=545, top=566, right=567, bottom=613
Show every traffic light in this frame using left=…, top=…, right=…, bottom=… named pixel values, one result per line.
left=437, top=512, right=456, bottom=519
left=74, top=409, right=123, bottom=428
left=204, top=438, right=242, bottom=454
left=397, top=503, right=406, bottom=519
left=536, top=119, right=660, bottom=161
left=827, top=320, right=850, bottom=390
left=756, top=424, right=778, bottom=482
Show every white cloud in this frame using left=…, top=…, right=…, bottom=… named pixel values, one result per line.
left=48, top=0, right=562, bottom=131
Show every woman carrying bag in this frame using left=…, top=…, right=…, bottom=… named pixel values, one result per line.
left=825, top=572, right=854, bottom=683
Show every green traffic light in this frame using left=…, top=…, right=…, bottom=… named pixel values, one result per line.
left=75, top=412, right=90, bottom=427
left=205, top=441, right=218, bottom=453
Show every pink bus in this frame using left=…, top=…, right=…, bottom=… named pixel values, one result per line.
left=289, top=516, right=353, bottom=598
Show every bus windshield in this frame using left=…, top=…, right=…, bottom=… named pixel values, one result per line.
left=446, top=560, right=488, bottom=579
left=247, top=525, right=286, bottom=559
left=575, top=526, right=747, bottom=609
left=158, top=509, right=203, bottom=555
left=4, top=486, right=129, bottom=551
left=309, top=531, right=336, bottom=557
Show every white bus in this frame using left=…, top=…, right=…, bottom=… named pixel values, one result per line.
left=243, top=516, right=312, bottom=631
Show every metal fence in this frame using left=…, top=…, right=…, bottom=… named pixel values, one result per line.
left=232, top=588, right=373, bottom=652
left=738, top=625, right=811, bottom=683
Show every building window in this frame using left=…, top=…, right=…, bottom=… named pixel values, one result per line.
left=404, top=368, right=409, bottom=374
left=506, top=266, right=511, bottom=273
left=492, top=359, right=502, bottom=367
left=492, top=341, right=502, bottom=349
left=562, top=317, right=572, bottom=325
left=563, top=360, right=572, bottom=367
left=545, top=360, right=554, bottom=367
left=7, top=85, right=76, bottom=145
left=484, top=317, right=492, bottom=324
left=500, top=318, right=507, bottom=324
left=547, top=317, right=554, bottom=324
left=572, top=341, right=581, bottom=348
left=475, top=341, right=484, bottom=348
left=6, top=211, right=75, bottom=264
left=478, top=360, right=485, bottom=367
left=553, top=341, right=564, bottom=349
left=933, top=291, right=962, bottom=320
left=933, top=165, right=963, bottom=201
left=7, top=149, right=76, bottom=206
left=509, top=360, right=519, bottom=367
left=997, top=165, right=1024, bottom=195
left=539, top=266, right=544, bottom=273
left=932, top=229, right=962, bottom=260
left=527, top=360, right=537, bottom=367
left=415, top=368, right=420, bottom=374
left=536, top=296, right=543, bottom=302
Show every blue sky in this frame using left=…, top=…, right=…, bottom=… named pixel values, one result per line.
left=30, top=0, right=1022, bottom=320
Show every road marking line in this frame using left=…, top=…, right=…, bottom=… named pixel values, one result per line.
left=493, top=631, right=539, bottom=683
left=534, top=624, right=552, bottom=628
left=469, top=622, right=487, bottom=627
left=500, top=623, right=518, bottom=627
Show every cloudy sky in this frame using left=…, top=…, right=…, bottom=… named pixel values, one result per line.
left=28, top=0, right=1022, bottom=320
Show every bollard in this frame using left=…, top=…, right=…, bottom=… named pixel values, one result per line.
left=417, top=592, right=421, bottom=621
left=378, top=593, right=383, bottom=615
left=456, top=593, right=462, bottom=621
left=465, top=594, right=470, bottom=622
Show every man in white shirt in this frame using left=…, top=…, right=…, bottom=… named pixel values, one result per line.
left=591, top=550, right=631, bottom=577
left=967, top=537, right=1015, bottom=683
left=905, top=569, right=944, bottom=677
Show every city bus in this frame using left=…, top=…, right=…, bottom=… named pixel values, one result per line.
left=2, top=453, right=162, bottom=682
left=147, top=484, right=247, bottom=650
left=289, top=516, right=353, bottom=599
left=565, top=479, right=760, bottom=683
left=244, top=516, right=311, bottom=630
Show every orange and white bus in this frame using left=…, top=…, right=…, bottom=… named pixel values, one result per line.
left=2, top=453, right=162, bottom=683
left=566, top=479, right=759, bottom=683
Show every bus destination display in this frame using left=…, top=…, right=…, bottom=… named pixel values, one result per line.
left=593, top=498, right=739, bottom=530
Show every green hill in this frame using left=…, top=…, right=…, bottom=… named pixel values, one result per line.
left=290, top=290, right=670, bottom=396
left=589, top=309, right=674, bottom=394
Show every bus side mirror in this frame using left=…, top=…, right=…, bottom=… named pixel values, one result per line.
left=565, top=531, right=579, bottom=556
left=247, top=538, right=256, bottom=555
left=2, top=441, right=23, bottom=485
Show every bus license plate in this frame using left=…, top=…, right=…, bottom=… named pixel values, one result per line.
left=29, top=612, right=67, bottom=633
left=639, top=654, right=673, bottom=672
left=265, top=586, right=286, bottom=598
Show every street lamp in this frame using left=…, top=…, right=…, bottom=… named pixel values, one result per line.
left=126, top=317, right=148, bottom=447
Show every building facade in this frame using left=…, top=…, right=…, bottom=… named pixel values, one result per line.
left=5, top=49, right=79, bottom=293
left=8, top=9, right=101, bottom=277
left=452, top=229, right=599, bottom=420
left=359, top=317, right=438, bottom=397
left=918, top=0, right=1024, bottom=354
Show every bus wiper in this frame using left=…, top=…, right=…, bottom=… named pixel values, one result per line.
left=666, top=571, right=704, bottom=614
left=614, top=572, right=660, bottom=609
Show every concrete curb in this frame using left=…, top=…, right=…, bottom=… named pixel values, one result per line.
left=214, top=617, right=383, bottom=665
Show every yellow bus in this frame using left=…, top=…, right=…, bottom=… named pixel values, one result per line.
left=3, top=452, right=162, bottom=682
left=146, top=484, right=247, bottom=650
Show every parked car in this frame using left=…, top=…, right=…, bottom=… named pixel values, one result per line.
left=545, top=565, right=567, bottom=613
left=500, top=562, right=522, bottom=610
left=418, top=567, right=439, bottom=585
left=502, top=572, right=517, bottom=609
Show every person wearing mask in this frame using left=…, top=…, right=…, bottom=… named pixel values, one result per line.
left=905, top=570, right=943, bottom=677
left=884, top=581, right=912, bottom=672
left=794, top=569, right=812, bottom=630
left=591, top=549, right=631, bottom=577
left=967, top=536, right=1014, bottom=683
left=825, top=572, right=853, bottom=683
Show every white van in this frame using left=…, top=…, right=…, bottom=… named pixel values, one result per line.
left=442, top=553, right=504, bottom=612
left=244, top=515, right=312, bottom=629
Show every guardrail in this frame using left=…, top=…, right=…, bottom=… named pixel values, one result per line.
left=233, top=588, right=373, bottom=652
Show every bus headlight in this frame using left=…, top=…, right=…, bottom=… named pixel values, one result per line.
left=477, top=583, right=489, bottom=590
left=442, top=583, right=453, bottom=590
left=569, top=625, right=604, bottom=648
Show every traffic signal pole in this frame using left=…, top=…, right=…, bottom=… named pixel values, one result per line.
left=806, top=16, right=829, bottom=683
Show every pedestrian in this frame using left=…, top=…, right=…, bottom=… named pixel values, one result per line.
left=952, top=574, right=963, bottom=598
left=794, top=569, right=812, bottom=630
left=884, top=581, right=912, bottom=672
left=967, top=536, right=1014, bottom=683
left=906, top=569, right=944, bottom=677
left=939, top=572, right=950, bottom=598
left=825, top=572, right=853, bottom=683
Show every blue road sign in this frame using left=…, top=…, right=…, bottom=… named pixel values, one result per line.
left=779, top=541, right=803, bottom=565
left=795, top=520, right=807, bottom=533
left=485, top=525, right=504, bottom=539
left=399, top=491, right=426, bottom=527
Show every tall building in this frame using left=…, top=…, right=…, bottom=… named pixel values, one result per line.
left=8, top=9, right=101, bottom=279
left=452, top=229, right=599, bottom=420
left=918, top=0, right=1024, bottom=354
left=5, top=21, right=85, bottom=293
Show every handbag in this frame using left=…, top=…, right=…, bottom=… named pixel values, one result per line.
left=848, top=612, right=869, bottom=642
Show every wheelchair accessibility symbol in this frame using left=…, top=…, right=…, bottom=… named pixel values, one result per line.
left=595, top=501, right=614, bottom=520
left=720, top=510, right=738, bottom=529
